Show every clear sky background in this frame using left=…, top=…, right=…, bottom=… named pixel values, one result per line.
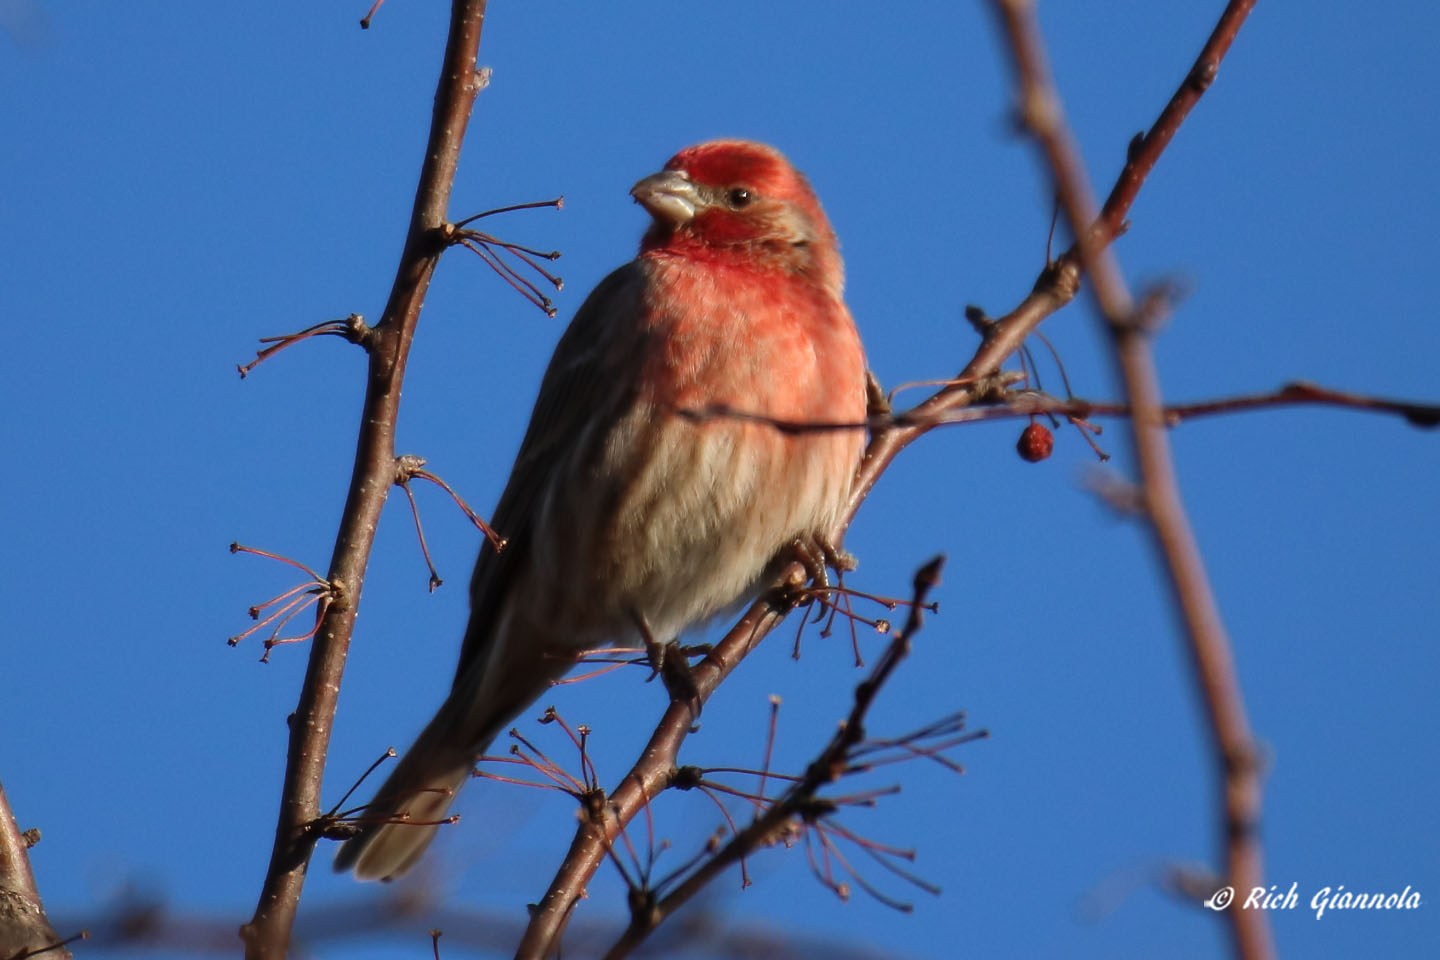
left=3, top=3, right=1437, bottom=958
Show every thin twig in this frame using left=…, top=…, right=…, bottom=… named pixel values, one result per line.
left=237, top=314, right=370, bottom=379
left=598, top=559, right=945, bottom=959
left=452, top=196, right=564, bottom=229
left=847, top=0, right=1259, bottom=518
left=677, top=380, right=1440, bottom=436
left=397, top=476, right=444, bottom=591
left=404, top=462, right=508, bottom=551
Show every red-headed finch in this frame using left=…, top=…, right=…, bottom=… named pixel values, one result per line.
left=335, top=140, right=867, bottom=880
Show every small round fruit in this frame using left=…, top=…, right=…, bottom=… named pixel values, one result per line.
left=1017, top=422, right=1054, bottom=462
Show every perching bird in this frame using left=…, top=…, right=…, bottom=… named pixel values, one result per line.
left=335, top=140, right=868, bottom=880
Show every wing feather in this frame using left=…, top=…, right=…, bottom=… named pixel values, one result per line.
left=453, top=261, right=649, bottom=687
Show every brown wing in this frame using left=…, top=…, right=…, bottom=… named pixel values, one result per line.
left=452, top=260, right=649, bottom=688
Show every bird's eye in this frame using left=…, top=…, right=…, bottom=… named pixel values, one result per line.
left=727, top=188, right=752, bottom=208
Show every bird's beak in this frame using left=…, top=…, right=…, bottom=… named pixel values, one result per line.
left=631, top=169, right=700, bottom=227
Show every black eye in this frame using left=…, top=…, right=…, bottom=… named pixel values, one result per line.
left=727, top=187, right=752, bottom=208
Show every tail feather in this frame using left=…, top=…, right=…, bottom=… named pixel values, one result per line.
left=332, top=701, right=482, bottom=881
left=335, top=632, right=573, bottom=880
left=333, top=761, right=472, bottom=881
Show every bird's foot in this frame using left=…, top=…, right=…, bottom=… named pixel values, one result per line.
left=788, top=533, right=858, bottom=622
left=632, top=609, right=701, bottom=721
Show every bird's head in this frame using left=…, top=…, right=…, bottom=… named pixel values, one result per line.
left=631, top=140, right=842, bottom=291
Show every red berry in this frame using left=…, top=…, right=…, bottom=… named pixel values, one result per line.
left=1017, top=422, right=1054, bottom=462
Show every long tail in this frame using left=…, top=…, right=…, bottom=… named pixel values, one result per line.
left=331, top=695, right=483, bottom=881
left=334, top=629, right=574, bottom=881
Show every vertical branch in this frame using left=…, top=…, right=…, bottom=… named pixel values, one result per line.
left=0, top=779, right=70, bottom=960
left=986, top=2, right=1271, bottom=959
left=239, top=3, right=490, bottom=958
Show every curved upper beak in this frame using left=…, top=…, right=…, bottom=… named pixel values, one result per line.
left=631, top=169, right=701, bottom=227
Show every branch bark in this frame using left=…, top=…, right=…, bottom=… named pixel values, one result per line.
left=0, top=779, right=71, bottom=960
left=239, top=3, right=490, bottom=957
left=600, top=559, right=945, bottom=960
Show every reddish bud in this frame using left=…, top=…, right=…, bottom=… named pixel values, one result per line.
left=1017, top=422, right=1054, bottom=462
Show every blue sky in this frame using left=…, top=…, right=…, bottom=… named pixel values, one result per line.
left=3, top=3, right=1437, bottom=958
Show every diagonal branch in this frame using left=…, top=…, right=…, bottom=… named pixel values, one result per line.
left=0, top=779, right=74, bottom=960
left=849, top=0, right=1257, bottom=518
left=986, top=3, right=1271, bottom=960
left=599, top=559, right=944, bottom=960
left=238, top=3, right=491, bottom=958
left=515, top=6, right=1255, bottom=955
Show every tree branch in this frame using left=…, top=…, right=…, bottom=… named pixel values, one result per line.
left=600, top=559, right=945, bottom=960
left=516, top=4, right=1255, bottom=955
left=986, top=3, right=1271, bottom=960
left=845, top=0, right=1257, bottom=518
left=239, top=4, right=490, bottom=957
left=0, top=779, right=72, bottom=960
left=515, top=602, right=790, bottom=957
left=676, top=380, right=1440, bottom=434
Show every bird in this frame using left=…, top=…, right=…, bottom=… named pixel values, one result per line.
left=334, top=139, right=868, bottom=880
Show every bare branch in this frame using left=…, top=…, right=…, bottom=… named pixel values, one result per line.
left=986, top=2, right=1272, bottom=960
left=238, top=4, right=493, bottom=957
left=679, top=380, right=1440, bottom=437
left=0, top=780, right=76, bottom=960
left=600, top=558, right=946, bottom=959
left=986, top=381, right=1440, bottom=429
left=845, top=0, right=1259, bottom=519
